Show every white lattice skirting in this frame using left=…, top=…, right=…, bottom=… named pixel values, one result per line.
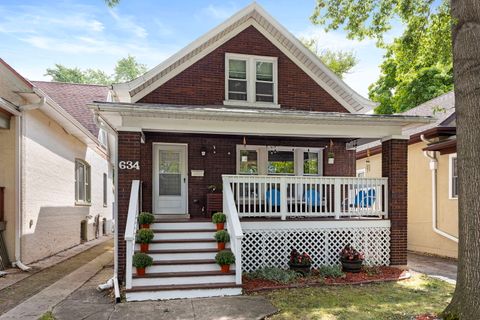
left=241, top=220, right=391, bottom=272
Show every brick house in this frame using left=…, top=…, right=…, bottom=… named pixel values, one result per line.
left=91, top=3, right=430, bottom=301
left=0, top=59, right=114, bottom=270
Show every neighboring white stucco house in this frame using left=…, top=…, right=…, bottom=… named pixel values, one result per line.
left=0, top=59, right=114, bottom=268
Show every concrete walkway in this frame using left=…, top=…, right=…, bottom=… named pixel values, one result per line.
left=408, top=251, right=457, bottom=284
left=0, top=238, right=113, bottom=317
left=52, top=265, right=277, bottom=320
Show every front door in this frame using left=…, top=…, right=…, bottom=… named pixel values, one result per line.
left=153, top=144, right=188, bottom=214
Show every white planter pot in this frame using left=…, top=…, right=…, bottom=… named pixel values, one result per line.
left=328, top=158, right=335, bottom=164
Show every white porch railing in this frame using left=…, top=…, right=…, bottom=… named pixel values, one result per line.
left=124, top=180, right=141, bottom=290
left=222, top=175, right=388, bottom=220
left=222, top=177, right=244, bottom=285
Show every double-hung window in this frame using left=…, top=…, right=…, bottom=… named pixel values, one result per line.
left=225, top=53, right=278, bottom=107
left=75, top=159, right=91, bottom=204
left=449, top=154, right=458, bottom=199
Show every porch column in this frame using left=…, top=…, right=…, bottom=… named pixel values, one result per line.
left=382, top=137, right=408, bottom=266
left=117, top=131, right=142, bottom=284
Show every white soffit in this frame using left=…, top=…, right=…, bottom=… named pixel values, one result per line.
left=113, top=3, right=376, bottom=113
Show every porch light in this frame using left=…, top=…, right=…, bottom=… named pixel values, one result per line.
left=201, top=146, right=207, bottom=156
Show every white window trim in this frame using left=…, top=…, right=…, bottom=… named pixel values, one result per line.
left=449, top=153, right=458, bottom=199
left=236, top=145, right=323, bottom=176
left=75, top=159, right=91, bottom=206
left=224, top=53, right=280, bottom=108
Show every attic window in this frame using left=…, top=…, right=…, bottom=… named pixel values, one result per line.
left=225, top=53, right=279, bottom=107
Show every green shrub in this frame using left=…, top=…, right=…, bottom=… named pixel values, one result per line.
left=247, top=267, right=299, bottom=284
left=318, top=265, right=345, bottom=278
left=138, top=212, right=155, bottom=225
left=363, top=266, right=381, bottom=276
left=212, top=212, right=226, bottom=224
left=214, top=230, right=230, bottom=243
left=132, top=252, right=153, bottom=268
left=136, top=228, right=154, bottom=244
left=215, top=250, right=235, bottom=265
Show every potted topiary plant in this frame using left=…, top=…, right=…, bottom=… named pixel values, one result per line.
left=288, top=248, right=312, bottom=275
left=339, top=244, right=364, bottom=273
left=138, top=212, right=155, bottom=229
left=136, top=228, right=154, bottom=253
left=215, top=250, right=235, bottom=273
left=132, top=252, right=153, bottom=276
left=212, top=212, right=226, bottom=231
left=214, top=230, right=230, bottom=250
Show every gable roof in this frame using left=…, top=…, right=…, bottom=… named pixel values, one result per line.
left=32, top=81, right=110, bottom=137
left=112, top=3, right=376, bottom=113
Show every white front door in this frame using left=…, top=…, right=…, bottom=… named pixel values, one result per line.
left=153, top=144, right=188, bottom=214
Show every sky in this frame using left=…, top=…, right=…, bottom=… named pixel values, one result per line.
left=0, top=0, right=405, bottom=98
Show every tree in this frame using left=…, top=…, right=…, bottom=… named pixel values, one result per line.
left=45, top=55, right=147, bottom=85
left=301, top=38, right=358, bottom=78
left=114, top=55, right=147, bottom=83
left=367, top=2, right=453, bottom=113
left=104, top=0, right=120, bottom=7
left=311, top=0, right=480, bottom=318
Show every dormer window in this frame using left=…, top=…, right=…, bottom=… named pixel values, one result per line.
left=225, top=53, right=278, bottom=107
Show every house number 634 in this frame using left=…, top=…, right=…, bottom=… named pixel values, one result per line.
left=119, top=161, right=140, bottom=170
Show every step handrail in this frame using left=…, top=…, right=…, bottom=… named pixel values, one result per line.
left=125, top=180, right=141, bottom=290
left=222, top=177, right=243, bottom=285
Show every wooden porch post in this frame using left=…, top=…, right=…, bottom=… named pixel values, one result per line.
left=382, top=137, right=408, bottom=266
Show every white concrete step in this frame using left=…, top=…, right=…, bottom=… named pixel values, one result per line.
left=151, top=221, right=215, bottom=230
left=153, top=230, right=216, bottom=240
left=132, top=271, right=235, bottom=286
left=126, top=285, right=242, bottom=301
left=144, top=249, right=219, bottom=261
left=134, top=261, right=227, bottom=273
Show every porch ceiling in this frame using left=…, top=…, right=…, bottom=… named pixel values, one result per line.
left=89, top=102, right=433, bottom=139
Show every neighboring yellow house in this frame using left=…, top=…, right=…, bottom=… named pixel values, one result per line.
left=357, top=92, right=458, bottom=258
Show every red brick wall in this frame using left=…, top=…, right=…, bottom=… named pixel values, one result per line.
left=382, top=138, right=408, bottom=265
left=117, top=131, right=142, bottom=283
left=140, top=133, right=355, bottom=217
left=139, top=26, right=348, bottom=113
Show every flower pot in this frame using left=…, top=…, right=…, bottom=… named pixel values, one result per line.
left=216, top=223, right=224, bottom=231
left=217, top=242, right=226, bottom=250
left=137, top=267, right=146, bottom=276
left=140, top=224, right=150, bottom=229
left=288, top=263, right=311, bottom=275
left=328, top=158, right=335, bottom=164
left=140, top=243, right=149, bottom=253
left=341, top=258, right=363, bottom=273
left=220, top=264, right=230, bottom=273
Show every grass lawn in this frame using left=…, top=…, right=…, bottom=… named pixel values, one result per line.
left=261, top=275, right=454, bottom=320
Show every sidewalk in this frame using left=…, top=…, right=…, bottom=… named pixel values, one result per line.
left=52, top=265, right=277, bottom=320
left=408, top=251, right=457, bottom=284
left=0, top=237, right=113, bottom=317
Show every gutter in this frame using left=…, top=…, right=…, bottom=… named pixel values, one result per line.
left=94, top=113, right=121, bottom=303
left=421, top=135, right=459, bottom=243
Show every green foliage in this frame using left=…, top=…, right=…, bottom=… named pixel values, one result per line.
left=136, top=228, right=154, bottom=244
left=310, top=0, right=453, bottom=114
left=318, top=265, right=345, bottom=278
left=138, top=212, right=155, bottom=225
left=301, top=38, right=358, bottom=79
left=45, top=55, right=146, bottom=85
left=132, top=252, right=153, bottom=268
left=362, top=266, right=381, bottom=276
left=212, top=212, right=226, bottom=224
left=247, top=267, right=299, bottom=284
left=105, top=0, right=120, bottom=7
left=114, top=55, right=147, bottom=83
left=214, top=230, right=230, bottom=243
left=39, top=311, right=56, bottom=320
left=215, top=250, right=235, bottom=265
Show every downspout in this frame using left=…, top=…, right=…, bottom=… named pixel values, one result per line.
left=421, top=135, right=458, bottom=243
left=14, top=96, right=46, bottom=271
left=93, top=113, right=121, bottom=303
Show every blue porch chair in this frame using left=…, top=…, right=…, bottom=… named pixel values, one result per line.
left=265, top=188, right=281, bottom=207
left=353, top=189, right=376, bottom=208
left=304, top=189, right=321, bottom=207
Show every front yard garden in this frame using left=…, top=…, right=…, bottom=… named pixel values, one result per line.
left=255, top=274, right=453, bottom=320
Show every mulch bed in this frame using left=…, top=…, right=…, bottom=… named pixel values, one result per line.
left=243, top=266, right=410, bottom=293
left=415, top=314, right=440, bottom=320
